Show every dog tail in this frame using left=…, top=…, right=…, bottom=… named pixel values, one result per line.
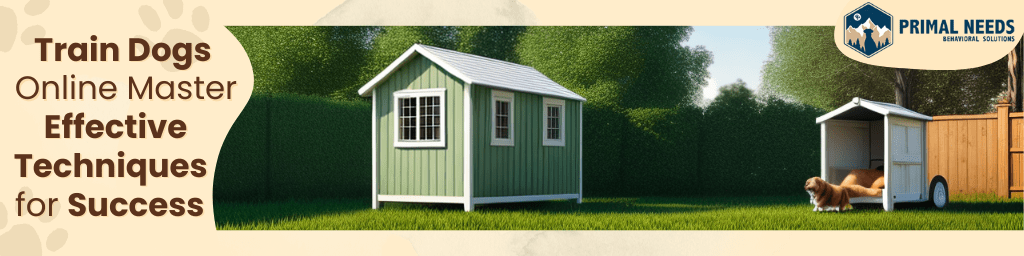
left=842, top=184, right=882, bottom=197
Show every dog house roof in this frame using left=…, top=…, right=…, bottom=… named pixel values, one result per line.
left=816, top=97, right=932, bottom=124
left=357, top=44, right=585, bottom=102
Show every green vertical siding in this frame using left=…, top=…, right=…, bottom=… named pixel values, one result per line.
left=375, top=55, right=464, bottom=196
left=472, top=87, right=581, bottom=197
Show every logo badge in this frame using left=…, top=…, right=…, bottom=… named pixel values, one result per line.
left=844, top=3, right=892, bottom=57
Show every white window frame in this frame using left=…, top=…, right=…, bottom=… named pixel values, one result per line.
left=542, top=97, right=565, bottom=147
left=393, top=88, right=446, bottom=148
left=491, top=90, right=515, bottom=146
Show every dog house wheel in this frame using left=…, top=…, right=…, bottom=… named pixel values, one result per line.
left=929, top=176, right=948, bottom=209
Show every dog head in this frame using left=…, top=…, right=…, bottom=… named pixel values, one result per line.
left=804, top=177, right=825, bottom=194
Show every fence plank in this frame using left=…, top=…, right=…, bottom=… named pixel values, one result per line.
left=979, top=120, right=989, bottom=194
left=997, top=105, right=1010, bottom=197
left=974, top=120, right=983, bottom=192
left=1013, top=117, right=1023, bottom=192
left=958, top=120, right=969, bottom=194
left=1014, top=154, right=1022, bottom=191
left=1014, top=118, right=1023, bottom=149
left=988, top=119, right=996, bottom=194
left=946, top=120, right=954, bottom=192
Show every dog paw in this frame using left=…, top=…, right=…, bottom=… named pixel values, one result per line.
left=0, top=0, right=51, bottom=52
left=136, top=0, right=209, bottom=71
left=0, top=187, right=70, bottom=255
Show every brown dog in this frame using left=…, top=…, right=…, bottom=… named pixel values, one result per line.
left=839, top=169, right=885, bottom=192
left=805, top=177, right=851, bottom=212
left=805, top=176, right=884, bottom=212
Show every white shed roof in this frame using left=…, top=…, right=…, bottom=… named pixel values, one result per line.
left=816, top=97, right=932, bottom=124
left=357, top=44, right=586, bottom=102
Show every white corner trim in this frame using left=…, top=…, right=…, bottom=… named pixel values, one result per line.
left=393, top=88, right=447, bottom=148
left=542, top=97, right=566, bottom=147
left=473, top=194, right=580, bottom=204
left=578, top=103, right=583, bottom=203
left=815, top=101, right=858, bottom=124
left=358, top=44, right=475, bottom=97
left=371, top=90, right=379, bottom=209
left=820, top=122, right=828, bottom=181
left=377, top=195, right=466, bottom=204
left=491, top=89, right=515, bottom=146
left=464, top=83, right=474, bottom=208
left=882, top=115, right=893, bottom=211
left=920, top=120, right=929, bottom=200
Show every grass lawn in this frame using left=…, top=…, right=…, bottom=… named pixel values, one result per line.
left=214, top=195, right=1022, bottom=230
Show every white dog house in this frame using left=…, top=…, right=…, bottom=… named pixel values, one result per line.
left=817, top=98, right=948, bottom=211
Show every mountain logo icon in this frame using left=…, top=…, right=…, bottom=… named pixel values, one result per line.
left=844, top=2, right=892, bottom=58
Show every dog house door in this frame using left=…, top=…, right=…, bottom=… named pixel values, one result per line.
left=889, top=117, right=924, bottom=201
left=824, top=120, right=871, bottom=184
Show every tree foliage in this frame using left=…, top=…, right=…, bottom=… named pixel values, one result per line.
left=763, top=26, right=1007, bottom=115
left=517, top=27, right=713, bottom=109
left=455, top=26, right=526, bottom=63
left=227, top=27, right=373, bottom=98
left=358, top=27, right=459, bottom=86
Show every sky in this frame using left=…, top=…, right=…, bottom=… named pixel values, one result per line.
left=682, top=26, right=773, bottom=104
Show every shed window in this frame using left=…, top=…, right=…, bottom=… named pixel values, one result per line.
left=491, top=90, right=514, bottom=146
left=393, top=88, right=446, bottom=148
left=542, top=98, right=565, bottom=146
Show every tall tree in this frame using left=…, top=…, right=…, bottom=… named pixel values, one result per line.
left=516, top=27, right=712, bottom=109
left=1008, top=40, right=1022, bottom=111
left=762, top=26, right=1007, bottom=115
left=228, top=26, right=373, bottom=98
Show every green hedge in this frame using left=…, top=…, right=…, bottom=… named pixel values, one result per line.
left=215, top=94, right=824, bottom=201
left=616, top=106, right=704, bottom=196
left=213, top=93, right=268, bottom=201
left=701, top=97, right=824, bottom=196
left=214, top=93, right=371, bottom=202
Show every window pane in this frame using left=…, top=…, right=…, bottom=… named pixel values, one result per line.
left=494, top=100, right=510, bottom=139
left=399, top=97, right=417, bottom=141
left=546, top=105, right=561, bottom=140
left=417, top=96, right=441, bottom=141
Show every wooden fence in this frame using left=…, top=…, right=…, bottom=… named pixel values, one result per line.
left=926, top=103, right=1022, bottom=197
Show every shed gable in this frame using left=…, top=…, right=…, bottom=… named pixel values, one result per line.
left=374, top=54, right=466, bottom=197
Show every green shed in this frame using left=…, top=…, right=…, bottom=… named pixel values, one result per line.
left=358, top=44, right=585, bottom=211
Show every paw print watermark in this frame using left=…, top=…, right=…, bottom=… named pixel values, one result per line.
left=0, top=187, right=68, bottom=256
left=0, top=0, right=49, bottom=52
left=137, top=0, right=209, bottom=71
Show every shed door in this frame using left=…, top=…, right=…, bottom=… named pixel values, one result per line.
left=890, top=117, right=924, bottom=201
